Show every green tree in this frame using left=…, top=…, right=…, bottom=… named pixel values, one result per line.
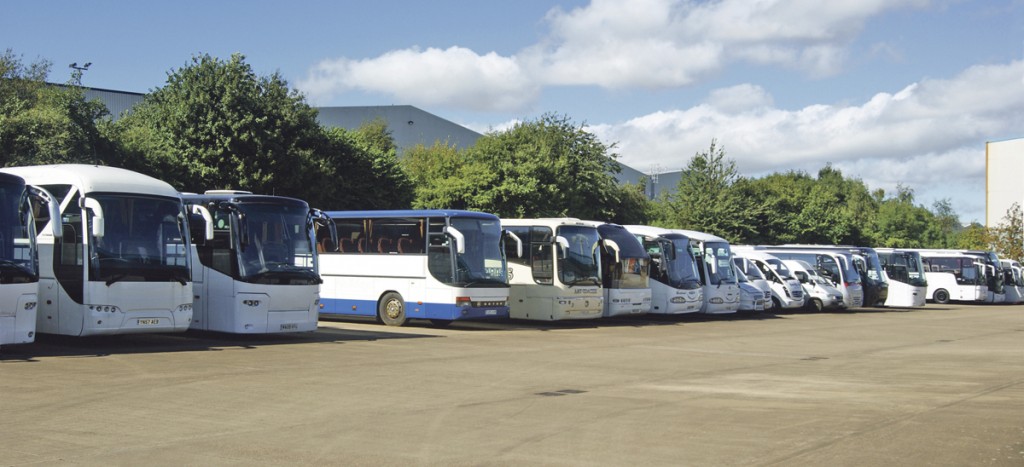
left=607, top=178, right=655, bottom=225
left=1, top=49, right=110, bottom=166
left=657, top=139, right=757, bottom=242
left=312, top=121, right=413, bottom=209
left=956, top=222, right=993, bottom=250
left=731, top=165, right=877, bottom=245
left=731, top=171, right=810, bottom=244
left=403, top=140, right=493, bottom=210
left=421, top=113, right=624, bottom=220
left=927, top=199, right=962, bottom=248
left=991, top=202, right=1023, bottom=262
left=113, top=53, right=322, bottom=198
left=872, top=185, right=937, bottom=247
left=829, top=168, right=878, bottom=246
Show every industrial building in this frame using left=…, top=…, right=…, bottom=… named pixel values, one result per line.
left=985, top=137, right=1024, bottom=227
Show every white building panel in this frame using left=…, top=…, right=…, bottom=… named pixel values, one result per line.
left=986, top=137, right=1024, bottom=227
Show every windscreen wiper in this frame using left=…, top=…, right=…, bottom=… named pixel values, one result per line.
left=0, top=259, right=33, bottom=276
left=105, top=274, right=128, bottom=286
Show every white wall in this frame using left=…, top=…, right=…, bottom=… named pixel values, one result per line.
left=986, top=137, right=1024, bottom=227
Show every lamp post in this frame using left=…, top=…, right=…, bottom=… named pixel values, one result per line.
left=68, top=62, right=91, bottom=86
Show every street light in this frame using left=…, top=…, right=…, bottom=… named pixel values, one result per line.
left=69, top=62, right=91, bottom=85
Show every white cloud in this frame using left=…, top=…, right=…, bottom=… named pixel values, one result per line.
left=462, top=118, right=522, bottom=135
left=686, top=0, right=928, bottom=43
left=705, top=84, right=775, bottom=113
left=298, top=0, right=930, bottom=109
left=298, top=46, right=538, bottom=111
left=519, top=0, right=724, bottom=88
left=590, top=60, right=1024, bottom=223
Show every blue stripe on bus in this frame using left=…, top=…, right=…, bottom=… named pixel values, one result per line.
left=319, top=297, right=509, bottom=321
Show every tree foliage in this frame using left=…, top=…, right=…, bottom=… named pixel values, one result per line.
left=956, top=223, right=993, bottom=251
left=929, top=199, right=963, bottom=249
left=476, top=114, right=624, bottom=219
left=657, top=139, right=758, bottom=242
left=109, top=54, right=411, bottom=209
left=732, top=170, right=816, bottom=244
left=113, top=53, right=322, bottom=198
left=403, top=140, right=495, bottom=210
left=871, top=185, right=942, bottom=248
left=407, top=113, right=629, bottom=221
left=606, top=179, right=655, bottom=225
left=312, top=121, right=414, bottom=209
left=990, top=202, right=1023, bottom=262
left=1, top=49, right=110, bottom=166
left=731, top=165, right=879, bottom=245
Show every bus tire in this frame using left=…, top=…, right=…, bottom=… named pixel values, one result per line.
left=772, top=297, right=782, bottom=311
left=378, top=292, right=407, bottom=326
left=810, top=298, right=824, bottom=312
left=933, top=289, right=950, bottom=304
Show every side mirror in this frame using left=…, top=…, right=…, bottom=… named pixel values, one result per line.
left=83, top=197, right=105, bottom=238
left=707, top=252, right=718, bottom=275
left=310, top=209, right=338, bottom=252
left=504, top=229, right=523, bottom=258
left=188, top=212, right=207, bottom=245
left=27, top=185, right=62, bottom=237
left=223, top=202, right=248, bottom=250
left=191, top=205, right=214, bottom=241
left=555, top=235, right=569, bottom=259
left=603, top=239, right=621, bottom=263
left=445, top=225, right=465, bottom=254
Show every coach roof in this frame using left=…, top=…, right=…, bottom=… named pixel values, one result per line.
left=0, top=164, right=181, bottom=199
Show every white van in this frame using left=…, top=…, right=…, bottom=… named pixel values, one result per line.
left=742, top=260, right=773, bottom=310
left=735, top=266, right=767, bottom=312
left=732, top=251, right=805, bottom=310
left=784, top=260, right=845, bottom=311
left=754, top=248, right=865, bottom=309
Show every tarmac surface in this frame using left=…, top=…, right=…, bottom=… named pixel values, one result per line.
left=2, top=304, right=1022, bottom=466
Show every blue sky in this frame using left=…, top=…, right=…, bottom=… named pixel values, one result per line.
left=4, top=0, right=1024, bottom=224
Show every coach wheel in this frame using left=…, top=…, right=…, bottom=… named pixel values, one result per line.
left=933, top=289, right=950, bottom=304
left=772, top=297, right=782, bottom=311
left=378, top=292, right=407, bottom=326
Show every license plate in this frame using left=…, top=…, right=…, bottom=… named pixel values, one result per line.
left=485, top=309, right=497, bottom=315
left=137, top=318, right=159, bottom=325
left=280, top=323, right=298, bottom=330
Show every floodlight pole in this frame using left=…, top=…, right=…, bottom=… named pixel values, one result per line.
left=69, top=62, right=91, bottom=86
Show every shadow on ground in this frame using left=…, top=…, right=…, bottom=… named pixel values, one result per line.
left=0, top=325, right=437, bottom=361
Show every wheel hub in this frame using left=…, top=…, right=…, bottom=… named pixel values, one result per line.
left=385, top=300, right=402, bottom=319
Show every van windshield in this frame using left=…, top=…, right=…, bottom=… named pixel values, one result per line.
left=765, top=258, right=793, bottom=280
left=703, top=241, right=736, bottom=285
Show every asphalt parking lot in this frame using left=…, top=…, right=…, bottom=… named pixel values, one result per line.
left=2, top=304, right=1022, bottom=466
